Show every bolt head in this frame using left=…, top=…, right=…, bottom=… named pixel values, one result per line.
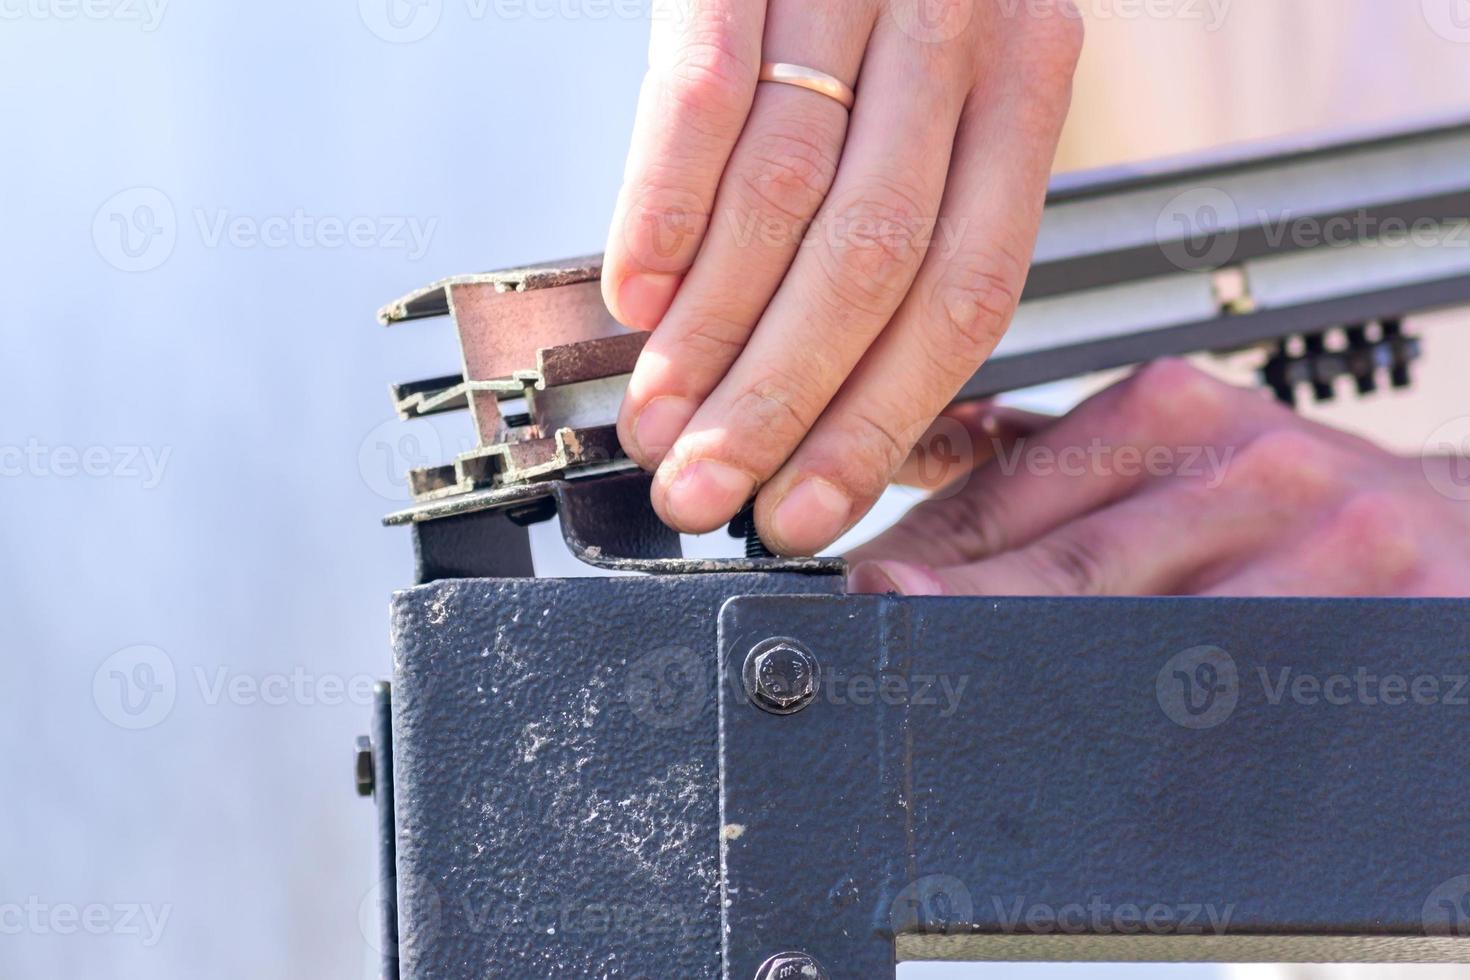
left=743, top=639, right=819, bottom=715
left=754, top=951, right=829, bottom=980
left=355, top=735, right=375, bottom=797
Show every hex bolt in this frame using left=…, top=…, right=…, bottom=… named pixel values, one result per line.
left=754, top=950, right=830, bottom=980
left=742, top=639, right=819, bottom=715
left=355, top=735, right=375, bottom=797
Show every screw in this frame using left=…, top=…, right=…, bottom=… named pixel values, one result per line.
left=743, top=639, right=819, bottom=715
left=755, top=951, right=829, bottom=980
left=728, top=502, right=773, bottom=559
left=355, top=735, right=374, bottom=797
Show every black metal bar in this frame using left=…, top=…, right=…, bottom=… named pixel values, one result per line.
left=372, top=683, right=399, bottom=980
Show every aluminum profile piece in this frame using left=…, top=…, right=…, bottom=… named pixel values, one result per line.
left=380, top=261, right=649, bottom=515
left=379, top=255, right=628, bottom=443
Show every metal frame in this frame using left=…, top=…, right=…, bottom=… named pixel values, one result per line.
left=358, top=114, right=1470, bottom=978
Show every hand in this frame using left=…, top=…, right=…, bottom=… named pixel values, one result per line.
left=602, top=0, right=1083, bottom=555
left=848, top=360, right=1470, bottom=597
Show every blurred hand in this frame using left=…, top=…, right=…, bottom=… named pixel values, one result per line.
left=603, top=0, right=1083, bottom=555
left=848, top=360, right=1470, bottom=597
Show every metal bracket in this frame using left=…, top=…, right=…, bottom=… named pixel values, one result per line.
left=718, top=594, right=1470, bottom=975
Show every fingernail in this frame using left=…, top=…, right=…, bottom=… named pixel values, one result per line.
left=770, top=478, right=852, bottom=555
left=630, top=396, right=695, bottom=465
left=616, top=272, right=680, bottom=330
left=663, top=459, right=755, bottom=531
left=848, top=560, right=946, bottom=596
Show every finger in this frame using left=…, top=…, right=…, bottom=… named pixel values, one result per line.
left=853, top=477, right=1282, bottom=597
left=601, top=0, right=767, bottom=331
left=1201, top=492, right=1425, bottom=598
left=651, top=24, right=971, bottom=535
left=754, top=7, right=1085, bottom=555
left=849, top=360, right=1251, bottom=567
left=618, top=3, right=874, bottom=467
left=891, top=403, right=1052, bottom=490
left=846, top=406, right=1049, bottom=567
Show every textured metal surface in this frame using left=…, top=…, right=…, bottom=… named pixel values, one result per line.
left=719, top=595, right=1470, bottom=976
left=389, top=573, right=842, bottom=979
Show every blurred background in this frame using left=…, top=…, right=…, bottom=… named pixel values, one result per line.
left=2, top=0, right=1467, bottom=977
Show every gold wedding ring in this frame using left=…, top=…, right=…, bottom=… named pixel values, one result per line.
left=757, top=62, right=856, bottom=110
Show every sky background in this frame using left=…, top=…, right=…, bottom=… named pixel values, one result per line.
left=3, top=0, right=1468, bottom=976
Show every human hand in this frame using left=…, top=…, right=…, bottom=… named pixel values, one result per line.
left=848, top=360, right=1470, bottom=597
left=602, top=0, right=1083, bottom=555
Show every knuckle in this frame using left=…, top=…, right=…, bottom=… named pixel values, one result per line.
left=1115, top=359, right=1228, bottom=439
left=928, top=248, right=1027, bottom=356
left=664, top=34, right=754, bottom=130
left=726, top=367, right=826, bottom=448
left=737, top=127, right=840, bottom=222
left=1027, top=530, right=1109, bottom=596
left=1324, top=491, right=1422, bottom=583
left=843, top=405, right=913, bottom=479
left=1226, top=429, right=1341, bottom=503
left=668, top=310, right=749, bottom=364
left=819, top=179, right=932, bottom=314
left=1013, top=0, right=1085, bottom=69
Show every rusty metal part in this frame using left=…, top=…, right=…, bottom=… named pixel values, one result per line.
left=381, top=257, right=629, bottom=442
left=537, top=330, right=646, bottom=386
left=376, top=254, right=606, bottom=324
